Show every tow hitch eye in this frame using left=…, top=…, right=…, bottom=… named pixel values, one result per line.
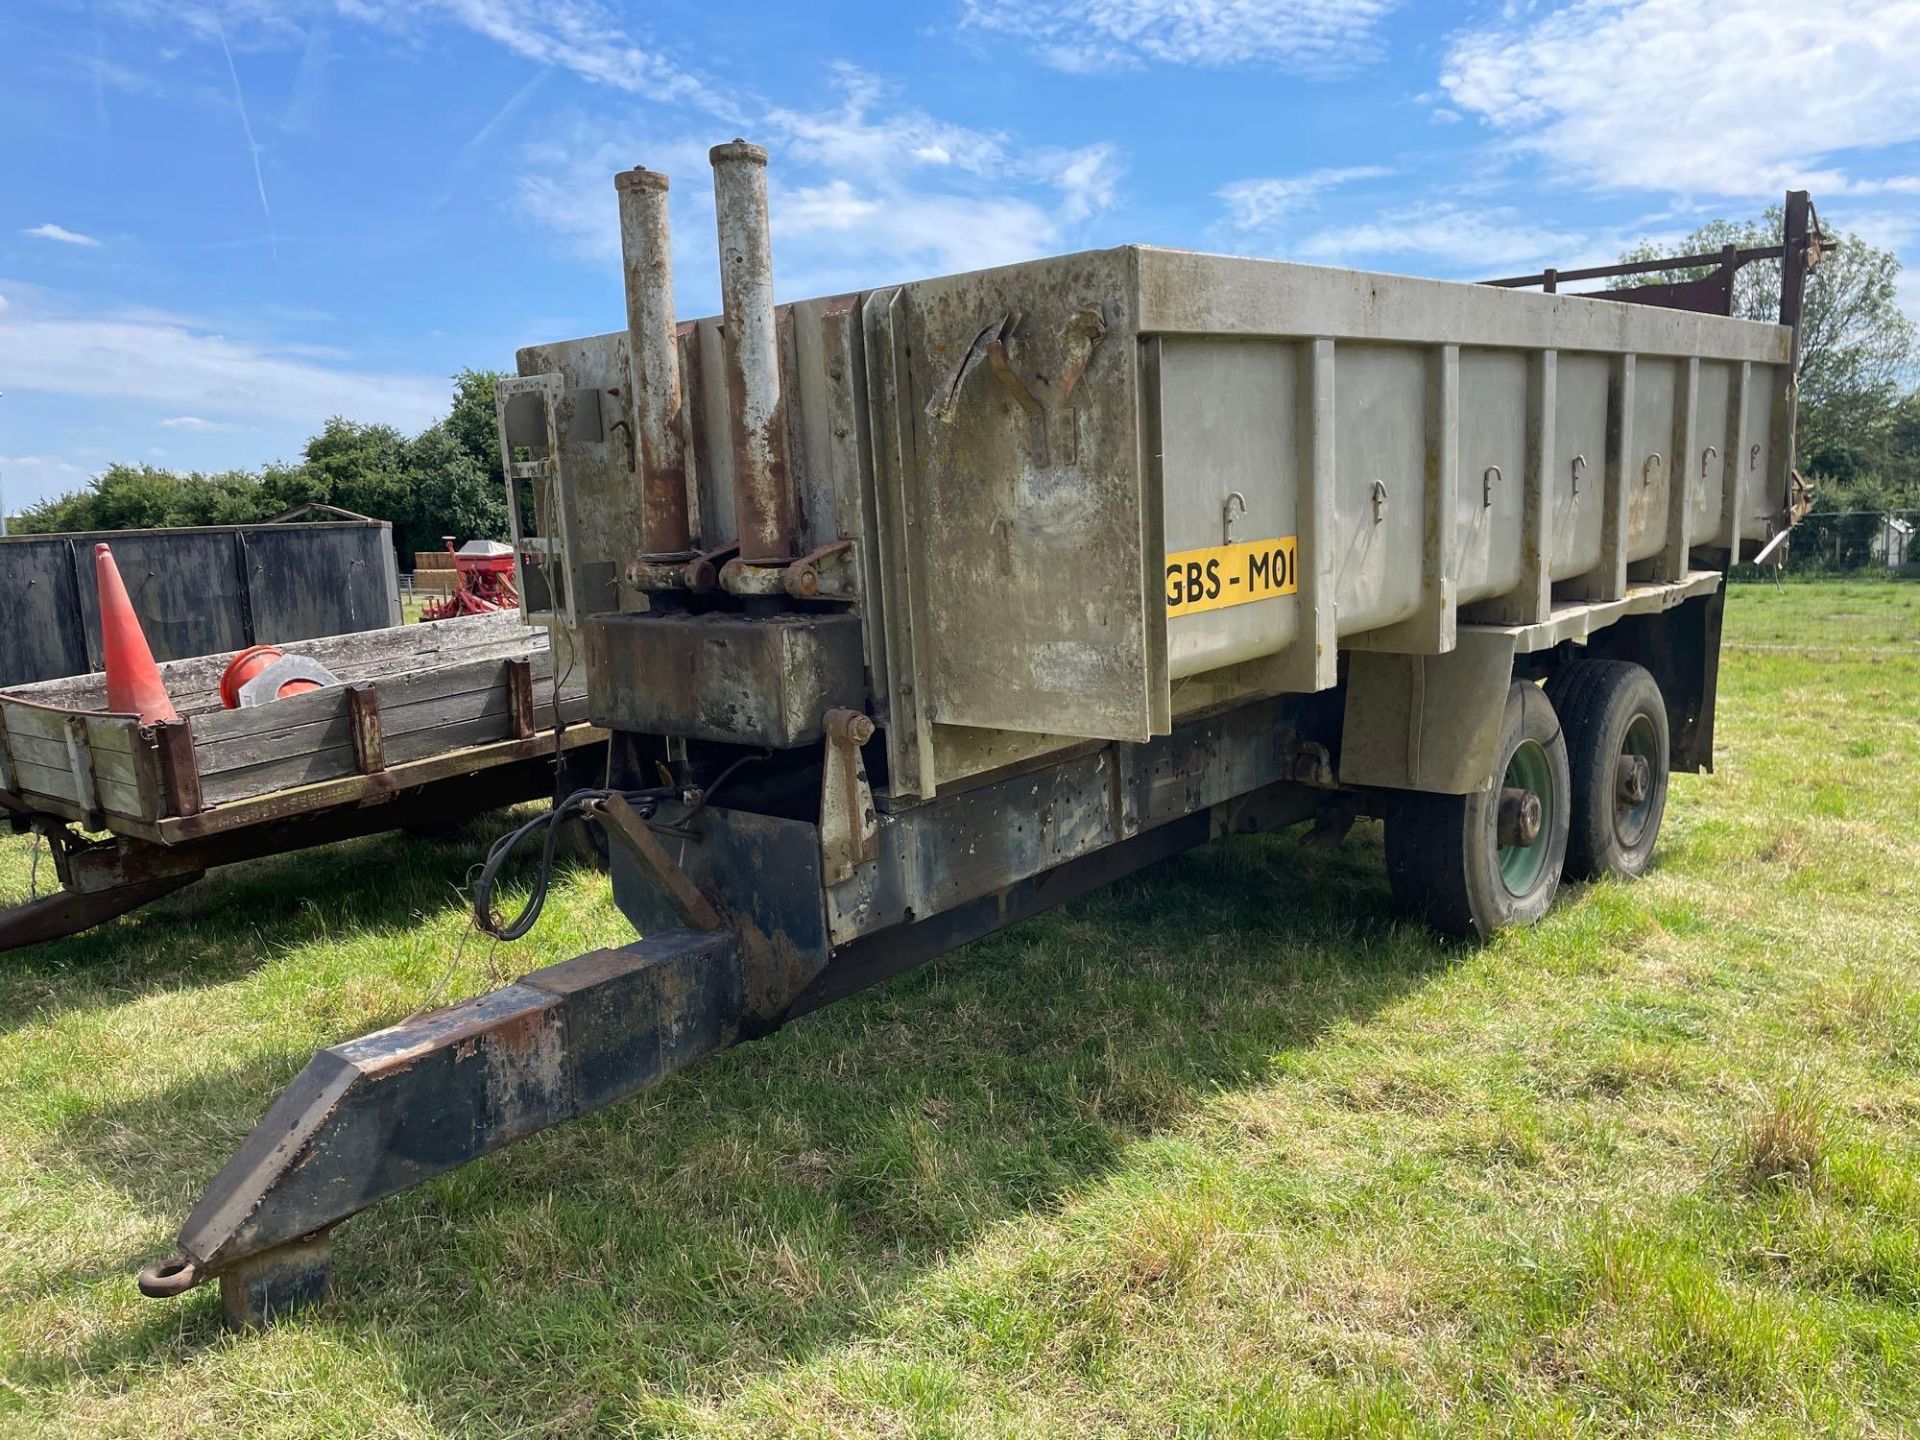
left=1498, top=787, right=1542, bottom=848
left=1497, top=794, right=1543, bottom=852
left=1616, top=755, right=1651, bottom=807
left=137, top=1256, right=199, bottom=1298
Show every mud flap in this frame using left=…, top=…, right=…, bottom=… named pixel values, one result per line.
left=1338, top=627, right=1520, bottom=794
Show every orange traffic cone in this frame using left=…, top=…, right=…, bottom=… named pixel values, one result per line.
left=94, top=543, right=179, bottom=724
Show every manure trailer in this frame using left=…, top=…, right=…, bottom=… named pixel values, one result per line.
left=137, top=144, right=1818, bottom=1326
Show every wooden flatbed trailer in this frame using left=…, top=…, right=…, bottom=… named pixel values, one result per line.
left=0, top=611, right=604, bottom=950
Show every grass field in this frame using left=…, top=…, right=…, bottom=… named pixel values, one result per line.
left=2, top=579, right=1917, bottom=1438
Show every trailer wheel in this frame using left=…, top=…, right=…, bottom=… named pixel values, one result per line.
left=1385, top=681, right=1570, bottom=939
left=1544, top=658, right=1669, bottom=882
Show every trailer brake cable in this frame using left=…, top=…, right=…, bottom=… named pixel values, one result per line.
left=471, top=785, right=671, bottom=941
left=471, top=751, right=768, bottom=941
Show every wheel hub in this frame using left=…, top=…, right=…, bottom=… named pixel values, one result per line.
left=1612, top=713, right=1661, bottom=847
left=1497, top=786, right=1542, bottom=847
left=1615, top=754, right=1651, bottom=806
left=1496, top=738, right=1556, bottom=896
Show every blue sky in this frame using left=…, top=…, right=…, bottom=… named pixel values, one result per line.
left=2, top=0, right=1916, bottom=515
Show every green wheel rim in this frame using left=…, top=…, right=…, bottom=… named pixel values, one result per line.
left=1498, top=738, right=1555, bottom=895
left=1616, top=713, right=1659, bottom=847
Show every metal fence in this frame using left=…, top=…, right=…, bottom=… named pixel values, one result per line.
left=1780, top=510, right=1919, bottom=573
left=0, top=520, right=402, bottom=688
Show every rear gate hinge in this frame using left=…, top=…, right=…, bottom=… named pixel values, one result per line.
left=821, top=709, right=879, bottom=886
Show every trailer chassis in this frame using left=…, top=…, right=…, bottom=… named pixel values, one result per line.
left=138, top=583, right=1720, bottom=1326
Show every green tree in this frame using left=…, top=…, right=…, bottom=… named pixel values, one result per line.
left=17, top=368, right=514, bottom=557
left=443, top=368, right=506, bottom=489
left=404, top=422, right=506, bottom=555
left=13, top=463, right=268, bottom=533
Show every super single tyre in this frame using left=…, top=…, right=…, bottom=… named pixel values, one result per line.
left=1385, top=680, right=1571, bottom=939
left=1543, top=658, right=1669, bottom=882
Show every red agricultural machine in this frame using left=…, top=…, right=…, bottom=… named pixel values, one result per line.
left=420, top=538, right=520, bottom=620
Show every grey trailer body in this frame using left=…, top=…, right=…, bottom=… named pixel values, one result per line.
left=139, top=153, right=1813, bottom=1326
left=510, top=244, right=1791, bottom=788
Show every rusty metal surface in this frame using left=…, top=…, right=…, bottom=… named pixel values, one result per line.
left=616, top=166, right=694, bottom=557
left=711, top=140, right=796, bottom=564
left=1480, top=191, right=1824, bottom=332
left=584, top=611, right=864, bottom=748
left=142, top=930, right=741, bottom=1307
left=607, top=801, right=828, bottom=1027
left=818, top=707, right=877, bottom=886
left=811, top=692, right=1315, bottom=946
left=217, top=1233, right=333, bottom=1330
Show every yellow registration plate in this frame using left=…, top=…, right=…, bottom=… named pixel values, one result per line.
left=1164, top=537, right=1299, bottom=617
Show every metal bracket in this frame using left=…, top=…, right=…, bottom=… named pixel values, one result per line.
left=597, top=793, right=724, bottom=930
left=820, top=708, right=878, bottom=886
left=719, top=538, right=857, bottom=601
left=1283, top=738, right=1336, bottom=789
left=495, top=371, right=576, bottom=628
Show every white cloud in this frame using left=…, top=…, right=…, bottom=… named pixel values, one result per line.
left=0, top=287, right=447, bottom=431
left=1837, top=210, right=1920, bottom=256
left=1442, top=0, right=1920, bottom=195
left=516, top=71, right=1126, bottom=302
left=1217, top=166, right=1393, bottom=231
left=761, top=64, right=1014, bottom=182
left=961, top=0, right=1399, bottom=75
left=1841, top=176, right=1920, bottom=197
left=1051, top=143, right=1124, bottom=223
left=1297, top=203, right=1591, bottom=273
left=776, top=180, right=1064, bottom=282
left=22, top=223, right=102, bottom=247
left=341, top=0, right=723, bottom=113
left=158, top=415, right=234, bottom=431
